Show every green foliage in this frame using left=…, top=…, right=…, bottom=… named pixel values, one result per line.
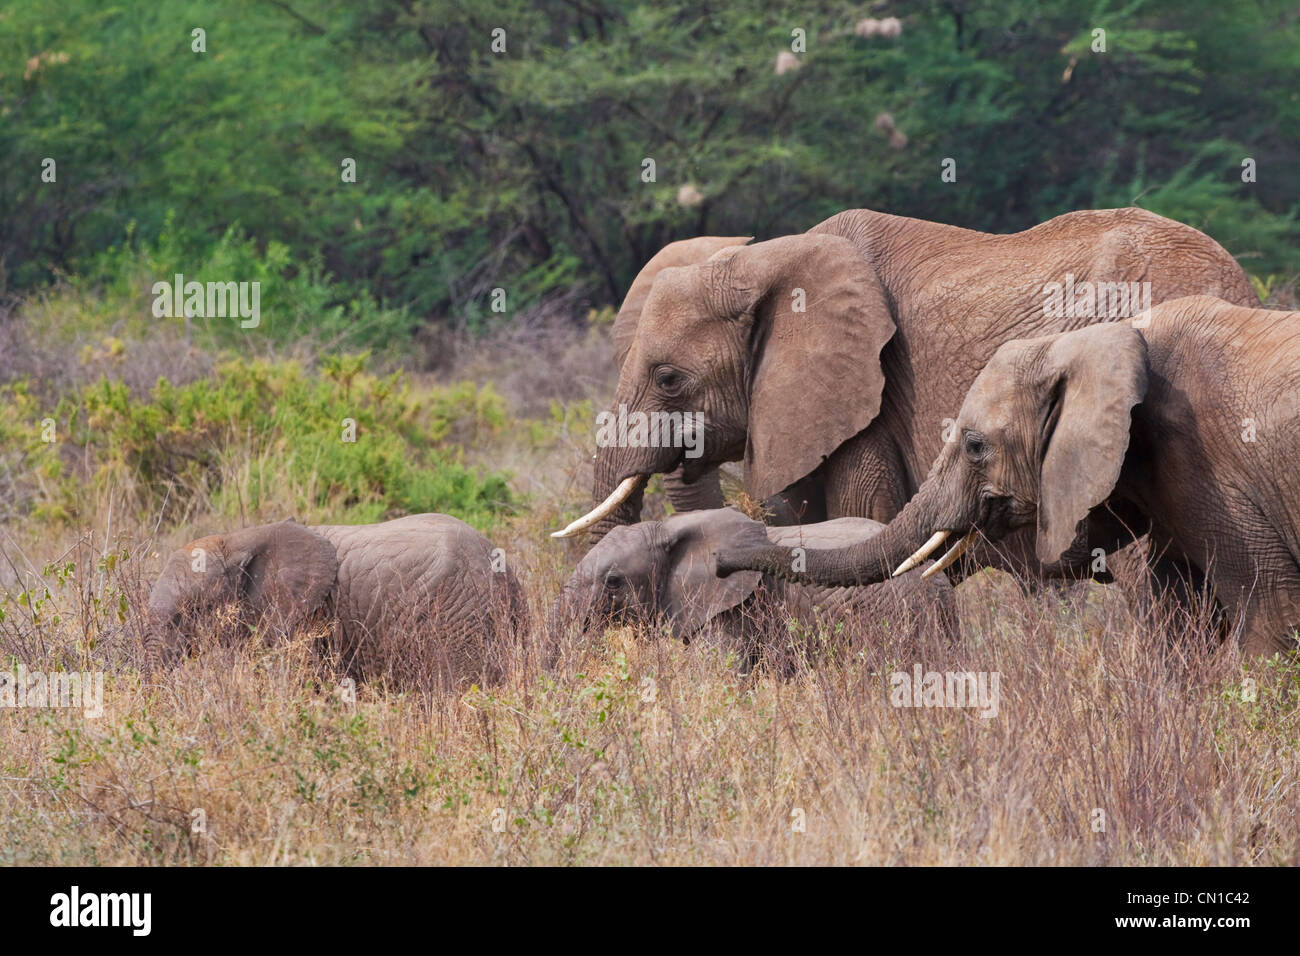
left=0, top=357, right=514, bottom=529
left=1, top=0, right=1294, bottom=321
left=59, top=217, right=416, bottom=351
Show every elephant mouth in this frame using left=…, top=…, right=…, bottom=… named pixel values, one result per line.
left=573, top=600, right=651, bottom=638
left=892, top=495, right=1032, bottom=579
left=553, top=474, right=647, bottom=538
left=677, top=455, right=708, bottom=483
left=893, top=529, right=979, bottom=579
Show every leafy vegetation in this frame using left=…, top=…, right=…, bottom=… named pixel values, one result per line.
left=3, top=0, right=1296, bottom=332
left=1, top=354, right=513, bottom=528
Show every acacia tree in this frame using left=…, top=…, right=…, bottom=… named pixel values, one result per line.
left=1, top=0, right=1295, bottom=320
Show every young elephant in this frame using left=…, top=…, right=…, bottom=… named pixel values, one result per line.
left=555, top=508, right=956, bottom=671
left=147, top=513, right=526, bottom=686
left=718, top=297, right=1300, bottom=656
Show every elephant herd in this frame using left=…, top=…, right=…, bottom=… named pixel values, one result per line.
left=148, top=205, right=1300, bottom=688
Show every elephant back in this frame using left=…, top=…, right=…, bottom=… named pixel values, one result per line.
left=312, top=514, right=524, bottom=686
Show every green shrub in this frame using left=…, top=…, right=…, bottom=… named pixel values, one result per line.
left=61, top=219, right=416, bottom=353
left=1, top=355, right=514, bottom=531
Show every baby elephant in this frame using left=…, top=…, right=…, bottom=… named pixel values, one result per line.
left=147, top=513, right=526, bottom=687
left=555, top=508, right=956, bottom=672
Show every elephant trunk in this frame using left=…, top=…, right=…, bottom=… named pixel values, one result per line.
left=546, top=580, right=583, bottom=637
left=662, top=463, right=725, bottom=512
left=576, top=463, right=723, bottom=541
left=141, top=609, right=182, bottom=671
left=716, top=488, right=940, bottom=588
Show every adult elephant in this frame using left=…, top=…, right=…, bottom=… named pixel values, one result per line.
left=717, top=299, right=1300, bottom=656
left=553, top=508, right=955, bottom=673
left=556, top=206, right=1256, bottom=582
left=146, top=514, right=526, bottom=687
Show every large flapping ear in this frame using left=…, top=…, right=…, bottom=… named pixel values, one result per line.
left=225, top=520, right=338, bottom=629
left=721, top=233, right=896, bottom=502
left=1035, top=323, right=1148, bottom=563
left=612, top=236, right=753, bottom=369
left=659, top=509, right=766, bottom=639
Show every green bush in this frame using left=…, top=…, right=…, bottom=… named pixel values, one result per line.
left=63, top=218, right=416, bottom=352
left=0, top=355, right=514, bottom=530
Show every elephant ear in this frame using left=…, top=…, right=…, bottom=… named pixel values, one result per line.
left=659, top=510, right=766, bottom=639
left=224, top=520, right=338, bottom=630
left=1035, top=324, right=1148, bottom=563
left=613, top=236, right=753, bottom=370
left=723, top=234, right=896, bottom=503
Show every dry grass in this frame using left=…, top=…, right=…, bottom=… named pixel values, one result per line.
left=1, top=513, right=1296, bottom=866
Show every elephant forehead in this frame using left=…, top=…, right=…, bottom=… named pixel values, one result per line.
left=182, top=534, right=226, bottom=557
left=575, top=525, right=654, bottom=577
left=636, top=271, right=721, bottom=339
left=163, top=536, right=230, bottom=573
left=642, top=264, right=701, bottom=313
left=961, top=366, right=1028, bottom=428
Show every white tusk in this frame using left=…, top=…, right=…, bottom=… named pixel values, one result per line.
left=921, top=530, right=977, bottom=580
left=892, top=530, right=950, bottom=577
left=551, top=475, right=646, bottom=538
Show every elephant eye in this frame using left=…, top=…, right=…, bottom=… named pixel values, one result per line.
left=963, top=431, right=990, bottom=461
left=604, top=571, right=625, bottom=591
left=654, top=367, right=685, bottom=394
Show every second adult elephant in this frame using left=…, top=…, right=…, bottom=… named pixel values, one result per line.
left=560, top=206, right=1256, bottom=583
left=718, top=298, right=1300, bottom=656
left=147, top=513, right=526, bottom=687
left=554, top=508, right=956, bottom=673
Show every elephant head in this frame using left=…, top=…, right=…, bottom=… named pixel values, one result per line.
left=554, top=233, right=896, bottom=538
left=717, top=322, right=1149, bottom=587
left=612, top=235, right=754, bottom=373
left=555, top=508, right=769, bottom=642
left=600, top=235, right=755, bottom=525
left=146, top=519, right=338, bottom=664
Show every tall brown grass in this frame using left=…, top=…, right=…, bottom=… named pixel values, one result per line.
left=0, top=514, right=1295, bottom=866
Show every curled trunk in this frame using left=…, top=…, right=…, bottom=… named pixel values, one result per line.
left=662, top=464, right=725, bottom=512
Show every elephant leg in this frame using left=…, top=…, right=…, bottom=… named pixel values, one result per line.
left=1236, top=585, right=1300, bottom=657
left=821, top=424, right=912, bottom=522
left=661, top=463, right=725, bottom=513
left=1131, top=549, right=1229, bottom=643
left=696, top=605, right=764, bottom=676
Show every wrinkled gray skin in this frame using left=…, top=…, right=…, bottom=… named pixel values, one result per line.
left=719, top=299, right=1300, bottom=656
left=555, top=508, right=956, bottom=672
left=147, top=514, right=526, bottom=684
left=588, top=207, right=1257, bottom=584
